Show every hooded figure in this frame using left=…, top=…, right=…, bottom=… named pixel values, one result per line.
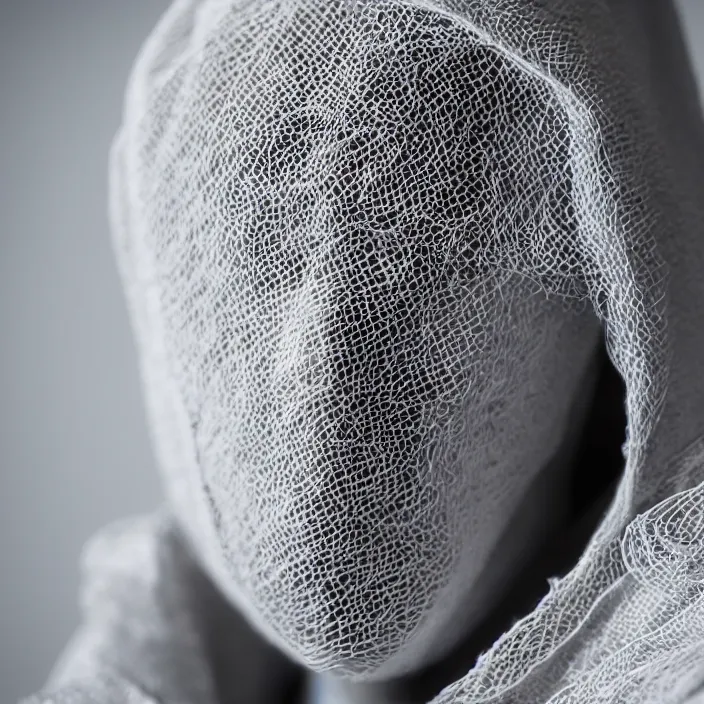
left=21, top=1, right=704, bottom=702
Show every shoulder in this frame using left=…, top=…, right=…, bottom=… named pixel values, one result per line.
left=20, top=510, right=218, bottom=704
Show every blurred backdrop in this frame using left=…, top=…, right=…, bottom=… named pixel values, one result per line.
left=2, top=1, right=704, bottom=701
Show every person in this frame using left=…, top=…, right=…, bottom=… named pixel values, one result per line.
left=21, top=0, right=704, bottom=702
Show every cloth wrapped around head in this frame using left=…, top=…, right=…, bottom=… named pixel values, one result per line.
left=24, top=1, right=704, bottom=703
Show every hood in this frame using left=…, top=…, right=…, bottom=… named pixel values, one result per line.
left=109, top=0, right=704, bottom=701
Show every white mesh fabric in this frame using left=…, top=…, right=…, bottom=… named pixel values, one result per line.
left=101, top=0, right=704, bottom=702
left=113, top=0, right=603, bottom=678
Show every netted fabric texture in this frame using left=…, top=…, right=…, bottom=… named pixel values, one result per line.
left=114, top=0, right=607, bottom=679
left=24, top=0, right=704, bottom=702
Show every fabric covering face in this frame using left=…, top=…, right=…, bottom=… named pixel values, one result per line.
left=113, top=0, right=606, bottom=680
left=20, top=0, right=704, bottom=703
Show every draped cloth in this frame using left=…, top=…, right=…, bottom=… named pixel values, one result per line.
left=21, top=1, right=704, bottom=702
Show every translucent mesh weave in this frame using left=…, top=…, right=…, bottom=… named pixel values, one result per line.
left=24, top=0, right=704, bottom=702
left=115, top=0, right=613, bottom=677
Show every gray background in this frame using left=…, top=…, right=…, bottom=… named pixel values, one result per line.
left=1, top=2, right=704, bottom=701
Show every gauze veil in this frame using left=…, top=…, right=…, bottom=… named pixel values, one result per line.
left=22, top=1, right=704, bottom=703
